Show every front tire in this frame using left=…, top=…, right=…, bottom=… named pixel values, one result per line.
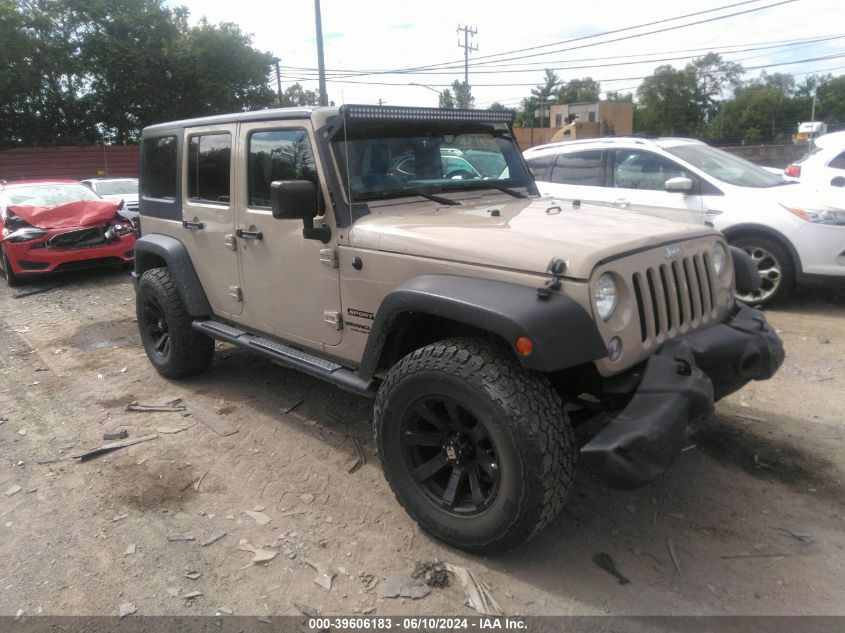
left=136, top=267, right=214, bottom=378
left=1, top=251, right=20, bottom=287
left=374, top=337, right=575, bottom=552
left=731, top=235, right=794, bottom=306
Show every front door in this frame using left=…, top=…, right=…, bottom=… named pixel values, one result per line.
left=180, top=125, right=243, bottom=315
left=605, top=149, right=704, bottom=224
left=235, top=122, right=342, bottom=347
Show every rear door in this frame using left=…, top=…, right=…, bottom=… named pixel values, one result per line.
left=180, top=125, right=243, bottom=316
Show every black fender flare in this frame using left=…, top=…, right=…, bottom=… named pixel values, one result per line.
left=358, top=274, right=607, bottom=379
left=721, top=224, right=803, bottom=275
left=729, top=246, right=762, bottom=294
left=133, top=234, right=212, bottom=316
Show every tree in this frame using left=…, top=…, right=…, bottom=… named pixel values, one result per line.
left=451, top=80, right=474, bottom=109
left=487, top=102, right=507, bottom=110
left=557, top=77, right=600, bottom=103
left=0, top=0, right=275, bottom=148
left=605, top=91, right=633, bottom=102
left=515, top=69, right=559, bottom=127
left=283, top=83, right=319, bottom=107
left=635, top=65, right=699, bottom=136
left=438, top=89, right=455, bottom=109
left=689, top=53, right=743, bottom=129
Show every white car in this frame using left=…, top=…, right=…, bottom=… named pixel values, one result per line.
left=524, top=137, right=845, bottom=305
left=81, top=178, right=139, bottom=222
left=785, top=130, right=845, bottom=191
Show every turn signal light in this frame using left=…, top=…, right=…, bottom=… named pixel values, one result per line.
left=785, top=164, right=801, bottom=178
left=515, top=336, right=534, bottom=356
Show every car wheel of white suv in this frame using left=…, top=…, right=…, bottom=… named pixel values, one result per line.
left=731, top=236, right=794, bottom=306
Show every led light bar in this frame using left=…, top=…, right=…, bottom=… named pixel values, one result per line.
left=339, top=104, right=515, bottom=124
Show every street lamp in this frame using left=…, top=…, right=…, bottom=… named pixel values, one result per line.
left=408, top=81, right=443, bottom=107
left=409, top=82, right=443, bottom=96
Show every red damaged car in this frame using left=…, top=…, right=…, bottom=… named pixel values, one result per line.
left=0, top=179, right=136, bottom=287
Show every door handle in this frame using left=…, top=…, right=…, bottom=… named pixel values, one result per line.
left=182, top=219, right=204, bottom=229
left=236, top=228, right=263, bottom=240
left=613, top=198, right=630, bottom=208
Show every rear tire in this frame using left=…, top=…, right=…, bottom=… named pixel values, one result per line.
left=730, top=235, right=794, bottom=306
left=136, top=267, right=214, bottom=378
left=1, top=251, right=20, bottom=287
left=374, top=337, right=575, bottom=552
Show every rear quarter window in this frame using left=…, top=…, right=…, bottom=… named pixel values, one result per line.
left=141, top=136, right=178, bottom=200
left=829, top=151, right=845, bottom=170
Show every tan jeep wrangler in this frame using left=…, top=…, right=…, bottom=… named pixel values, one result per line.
left=134, top=105, right=784, bottom=552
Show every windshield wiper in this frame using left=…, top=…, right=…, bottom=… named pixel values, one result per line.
left=415, top=191, right=462, bottom=205
left=485, top=184, right=527, bottom=198
left=357, top=189, right=461, bottom=205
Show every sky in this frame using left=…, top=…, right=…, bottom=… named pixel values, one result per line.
left=172, top=0, right=845, bottom=109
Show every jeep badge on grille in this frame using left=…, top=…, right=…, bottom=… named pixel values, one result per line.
left=665, top=246, right=682, bottom=259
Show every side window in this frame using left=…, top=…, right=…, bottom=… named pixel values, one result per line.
left=549, top=150, right=603, bottom=186
left=188, top=133, right=231, bottom=205
left=829, top=151, right=845, bottom=170
left=612, top=149, right=691, bottom=190
left=141, top=135, right=177, bottom=199
left=248, top=129, right=319, bottom=208
left=526, top=155, right=555, bottom=181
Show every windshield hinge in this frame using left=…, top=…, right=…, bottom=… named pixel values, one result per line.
left=320, top=248, right=339, bottom=268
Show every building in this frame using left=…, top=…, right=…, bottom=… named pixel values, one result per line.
left=549, top=100, right=633, bottom=142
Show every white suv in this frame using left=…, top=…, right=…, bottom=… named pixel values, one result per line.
left=785, top=130, right=845, bottom=191
left=525, top=137, right=845, bottom=305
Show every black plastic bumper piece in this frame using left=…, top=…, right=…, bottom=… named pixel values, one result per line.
left=581, top=303, right=784, bottom=489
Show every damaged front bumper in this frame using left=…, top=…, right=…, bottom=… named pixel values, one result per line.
left=581, top=303, right=784, bottom=489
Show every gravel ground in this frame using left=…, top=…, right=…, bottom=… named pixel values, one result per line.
left=1, top=269, right=844, bottom=617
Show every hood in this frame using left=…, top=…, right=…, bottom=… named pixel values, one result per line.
left=350, top=196, right=716, bottom=280
left=730, top=183, right=845, bottom=210
left=8, top=200, right=121, bottom=229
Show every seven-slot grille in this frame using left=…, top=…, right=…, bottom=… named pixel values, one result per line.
left=631, top=252, right=716, bottom=343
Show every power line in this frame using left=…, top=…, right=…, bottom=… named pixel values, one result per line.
left=281, top=51, right=845, bottom=89
left=278, top=0, right=798, bottom=82
left=279, top=33, right=844, bottom=79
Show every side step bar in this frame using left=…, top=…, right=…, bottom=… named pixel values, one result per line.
left=192, top=320, right=376, bottom=397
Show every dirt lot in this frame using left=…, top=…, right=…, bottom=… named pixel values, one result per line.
left=1, top=269, right=844, bottom=617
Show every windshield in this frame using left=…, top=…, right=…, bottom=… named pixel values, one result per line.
left=95, top=180, right=138, bottom=195
left=3, top=183, right=101, bottom=208
left=330, top=121, right=531, bottom=203
left=665, top=143, right=784, bottom=188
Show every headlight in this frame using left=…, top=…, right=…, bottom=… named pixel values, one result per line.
left=1, top=227, right=46, bottom=243
left=784, top=205, right=845, bottom=226
left=713, top=242, right=727, bottom=276
left=594, top=273, right=618, bottom=321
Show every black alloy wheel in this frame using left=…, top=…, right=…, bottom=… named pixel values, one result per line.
left=400, top=394, right=500, bottom=516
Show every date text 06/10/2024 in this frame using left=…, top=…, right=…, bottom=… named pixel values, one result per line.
left=307, top=617, right=527, bottom=630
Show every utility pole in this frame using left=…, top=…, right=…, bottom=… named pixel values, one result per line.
left=456, top=25, right=477, bottom=87
left=274, top=59, right=283, bottom=107
left=314, top=0, right=328, bottom=106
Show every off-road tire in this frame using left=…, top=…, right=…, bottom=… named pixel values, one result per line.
left=731, top=235, right=794, bottom=306
left=374, top=337, right=575, bottom=552
left=1, top=251, right=20, bottom=287
left=136, top=267, right=214, bottom=379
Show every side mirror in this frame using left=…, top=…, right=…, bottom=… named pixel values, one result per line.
left=831, top=176, right=845, bottom=188
left=665, top=177, right=693, bottom=192
left=270, top=180, right=318, bottom=220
